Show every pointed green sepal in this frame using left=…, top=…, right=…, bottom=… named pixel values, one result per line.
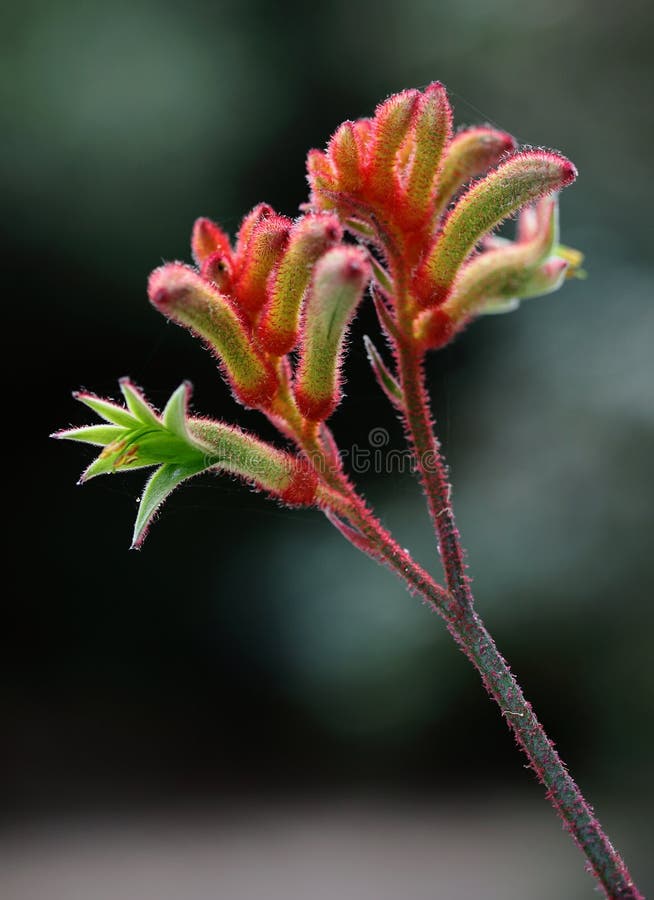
left=52, top=424, right=128, bottom=446
left=59, top=382, right=208, bottom=484
left=120, top=378, right=161, bottom=426
left=162, top=381, right=192, bottom=439
left=72, top=392, right=138, bottom=428
left=132, top=461, right=209, bottom=548
left=369, top=255, right=394, bottom=295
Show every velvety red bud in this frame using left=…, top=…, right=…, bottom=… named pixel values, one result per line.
left=148, top=263, right=277, bottom=408
left=306, top=150, right=338, bottom=208
left=400, top=81, right=453, bottom=225
left=352, top=118, right=374, bottom=152
left=294, top=246, right=371, bottom=421
left=367, top=89, right=420, bottom=196
left=191, top=217, right=232, bottom=267
left=434, top=127, right=517, bottom=219
left=328, top=121, right=364, bottom=193
left=232, top=214, right=292, bottom=319
left=257, top=213, right=343, bottom=356
left=234, top=202, right=275, bottom=256
left=415, top=150, right=577, bottom=308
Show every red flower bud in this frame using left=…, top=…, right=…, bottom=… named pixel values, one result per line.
left=327, top=121, right=364, bottom=193
left=294, top=246, right=371, bottom=421
left=232, top=214, right=292, bottom=319
left=191, top=217, right=233, bottom=267
left=366, top=89, right=420, bottom=197
left=399, top=81, right=453, bottom=227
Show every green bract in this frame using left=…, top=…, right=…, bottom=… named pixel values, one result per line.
left=53, top=379, right=314, bottom=547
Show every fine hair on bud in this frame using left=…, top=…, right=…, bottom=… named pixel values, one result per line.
left=294, top=246, right=371, bottom=421
left=257, top=213, right=343, bottom=356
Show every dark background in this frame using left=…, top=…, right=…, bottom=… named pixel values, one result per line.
left=3, top=0, right=653, bottom=896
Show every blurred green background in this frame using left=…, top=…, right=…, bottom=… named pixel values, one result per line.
left=3, top=0, right=653, bottom=895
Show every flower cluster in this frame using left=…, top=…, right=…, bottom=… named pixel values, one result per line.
left=307, top=81, right=578, bottom=348
left=55, top=81, right=580, bottom=545
left=149, top=205, right=370, bottom=421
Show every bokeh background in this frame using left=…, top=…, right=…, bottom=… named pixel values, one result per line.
left=3, top=0, right=653, bottom=896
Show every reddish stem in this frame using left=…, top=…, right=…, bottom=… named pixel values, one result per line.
left=396, top=339, right=473, bottom=608
left=390, top=334, right=642, bottom=899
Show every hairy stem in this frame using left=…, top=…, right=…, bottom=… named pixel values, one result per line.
left=389, top=333, right=642, bottom=899
left=395, top=338, right=473, bottom=609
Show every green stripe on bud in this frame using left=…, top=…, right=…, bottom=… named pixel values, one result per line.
left=232, top=214, right=291, bottom=318
left=148, top=264, right=276, bottom=408
left=414, top=196, right=574, bottom=344
left=368, top=89, right=419, bottom=197
left=402, top=82, right=452, bottom=225
left=294, top=246, right=371, bottom=421
left=328, top=121, right=363, bottom=192
left=257, top=213, right=342, bottom=356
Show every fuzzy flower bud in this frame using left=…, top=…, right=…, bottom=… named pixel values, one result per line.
left=234, top=203, right=275, bottom=255
left=367, top=89, right=420, bottom=197
left=328, top=121, right=364, bottom=193
left=399, top=81, right=453, bottom=226
left=294, top=246, right=371, bottom=421
left=191, top=216, right=233, bottom=267
left=231, top=213, right=292, bottom=319
left=257, top=213, right=343, bottom=356
left=148, top=263, right=277, bottom=408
